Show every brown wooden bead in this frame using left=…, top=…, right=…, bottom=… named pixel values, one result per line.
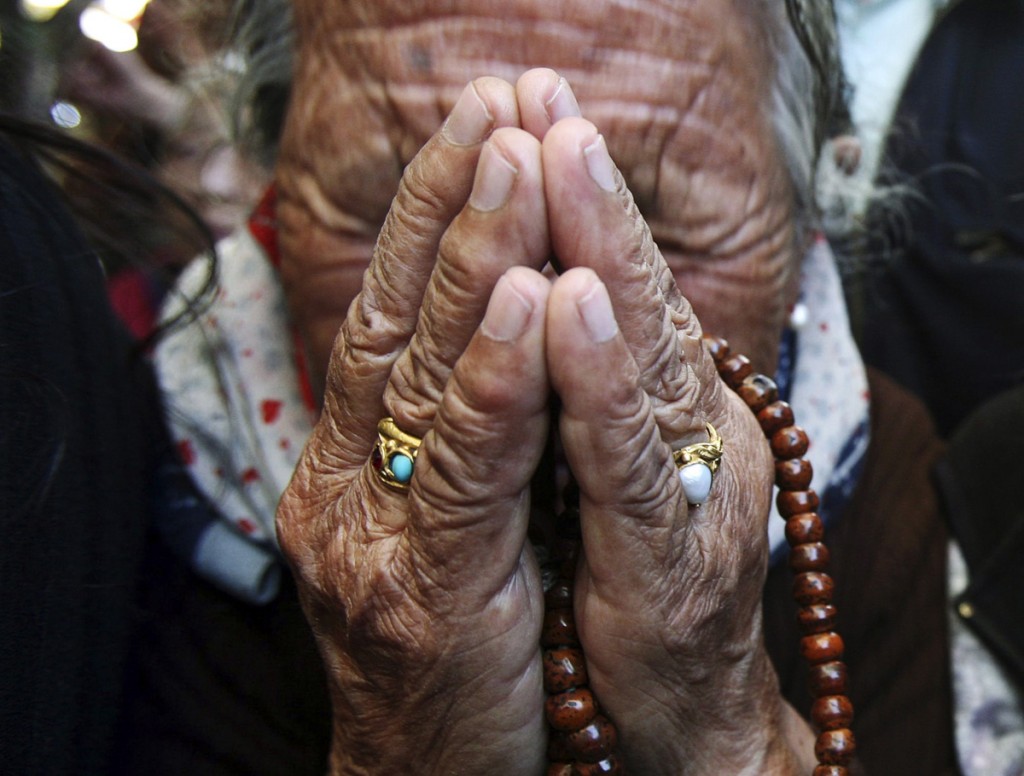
left=775, top=458, right=814, bottom=490
left=770, top=425, right=810, bottom=460
left=757, top=401, right=795, bottom=436
left=718, top=354, right=753, bottom=388
left=792, top=571, right=834, bottom=605
left=545, top=687, right=598, bottom=732
left=543, top=647, right=589, bottom=693
left=790, top=543, right=831, bottom=573
left=777, top=488, right=820, bottom=517
left=801, top=632, right=845, bottom=664
left=545, top=581, right=574, bottom=612
left=812, top=695, right=854, bottom=731
left=815, top=728, right=856, bottom=765
left=797, top=603, right=838, bottom=634
left=785, top=512, right=825, bottom=545
left=540, top=341, right=858, bottom=775
left=542, top=609, right=579, bottom=648
left=572, top=755, right=624, bottom=775
left=566, top=714, right=619, bottom=763
left=703, top=335, right=730, bottom=363
left=736, top=374, right=780, bottom=413
left=808, top=661, right=848, bottom=697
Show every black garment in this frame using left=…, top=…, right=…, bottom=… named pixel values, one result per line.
left=113, top=544, right=332, bottom=776
left=0, top=139, right=157, bottom=773
left=936, top=385, right=1024, bottom=693
left=852, top=0, right=1024, bottom=437
left=0, top=135, right=329, bottom=774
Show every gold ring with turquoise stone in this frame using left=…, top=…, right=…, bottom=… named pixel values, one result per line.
left=371, top=417, right=422, bottom=491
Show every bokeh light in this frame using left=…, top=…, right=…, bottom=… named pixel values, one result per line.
left=79, top=6, right=138, bottom=52
left=50, top=101, right=83, bottom=129
left=95, top=0, right=151, bottom=22
left=20, top=0, right=153, bottom=50
left=19, top=0, right=72, bottom=23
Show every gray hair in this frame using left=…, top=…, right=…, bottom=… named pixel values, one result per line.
left=764, top=0, right=827, bottom=243
left=224, top=0, right=295, bottom=169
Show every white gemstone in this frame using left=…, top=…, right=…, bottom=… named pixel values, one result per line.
left=678, top=463, right=713, bottom=505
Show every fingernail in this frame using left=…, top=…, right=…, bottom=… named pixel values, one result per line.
left=469, top=143, right=518, bottom=211
left=443, top=82, right=493, bottom=145
left=545, top=78, right=581, bottom=123
left=482, top=275, right=533, bottom=342
left=577, top=281, right=618, bottom=343
left=583, top=135, right=617, bottom=192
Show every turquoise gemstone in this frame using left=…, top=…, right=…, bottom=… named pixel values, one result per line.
left=390, top=453, right=414, bottom=483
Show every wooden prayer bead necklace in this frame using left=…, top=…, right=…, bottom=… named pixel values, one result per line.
left=542, top=335, right=856, bottom=775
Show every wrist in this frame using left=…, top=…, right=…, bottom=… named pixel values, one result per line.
left=610, top=646, right=811, bottom=774
left=327, top=715, right=547, bottom=776
left=323, top=664, right=548, bottom=776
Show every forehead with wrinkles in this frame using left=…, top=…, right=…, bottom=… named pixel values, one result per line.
left=290, top=0, right=773, bottom=122
left=277, top=0, right=797, bottom=379
left=285, top=0, right=778, bottom=223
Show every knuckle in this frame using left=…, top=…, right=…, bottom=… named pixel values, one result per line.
left=670, top=305, right=703, bottom=341
left=638, top=317, right=685, bottom=385
left=414, top=437, right=496, bottom=512
left=385, top=356, right=447, bottom=432
left=417, top=423, right=514, bottom=514
left=585, top=410, right=669, bottom=508
left=448, top=356, right=519, bottom=415
left=317, top=394, right=373, bottom=466
left=652, top=371, right=703, bottom=435
left=274, top=495, right=304, bottom=563
left=412, top=394, right=542, bottom=512
left=346, top=556, right=445, bottom=672
left=435, top=227, right=476, bottom=281
left=391, top=162, right=454, bottom=232
left=598, top=373, right=649, bottom=425
left=275, top=459, right=317, bottom=543
left=338, top=287, right=409, bottom=358
left=277, top=468, right=456, bottom=677
left=275, top=467, right=333, bottom=570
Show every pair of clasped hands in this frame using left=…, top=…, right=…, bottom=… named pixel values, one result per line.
left=278, top=68, right=812, bottom=774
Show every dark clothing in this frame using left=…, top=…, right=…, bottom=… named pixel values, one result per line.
left=113, top=544, right=331, bottom=776
left=765, top=369, right=957, bottom=774
left=0, top=139, right=157, bottom=774
left=935, top=385, right=1024, bottom=694
left=851, top=0, right=1024, bottom=437
left=121, top=371, right=957, bottom=774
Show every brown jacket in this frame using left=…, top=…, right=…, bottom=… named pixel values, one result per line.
left=764, top=368, right=958, bottom=774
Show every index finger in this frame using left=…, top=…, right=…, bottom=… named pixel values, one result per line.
left=311, top=77, right=522, bottom=479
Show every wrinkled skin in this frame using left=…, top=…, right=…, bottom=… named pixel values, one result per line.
left=276, top=1, right=815, bottom=773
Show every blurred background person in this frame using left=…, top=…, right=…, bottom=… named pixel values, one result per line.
left=827, top=1, right=1024, bottom=772
left=1, top=0, right=265, bottom=339
left=0, top=2, right=262, bottom=772
left=831, top=0, right=1024, bottom=438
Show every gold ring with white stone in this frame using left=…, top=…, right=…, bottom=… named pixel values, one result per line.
left=672, top=423, right=723, bottom=505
